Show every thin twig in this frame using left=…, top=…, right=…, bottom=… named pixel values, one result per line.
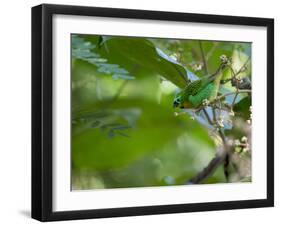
left=195, top=90, right=251, bottom=113
left=231, top=92, right=239, bottom=110
left=224, top=153, right=230, bottom=182
left=236, top=56, right=250, bottom=75
left=196, top=99, right=230, bottom=182
left=216, top=90, right=251, bottom=101
left=211, top=105, right=226, bottom=145
left=211, top=103, right=229, bottom=180
left=212, top=107, right=217, bottom=123
left=188, top=49, right=236, bottom=184
left=189, top=107, right=228, bottom=183
left=199, top=41, right=209, bottom=75
left=206, top=42, right=219, bottom=61
left=113, top=80, right=128, bottom=101
left=222, top=57, right=251, bottom=85
left=202, top=108, right=213, bottom=125
left=229, top=57, right=250, bottom=108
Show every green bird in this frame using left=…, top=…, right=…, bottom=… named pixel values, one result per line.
left=173, top=64, right=225, bottom=109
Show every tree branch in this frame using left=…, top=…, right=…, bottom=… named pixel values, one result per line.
left=211, top=104, right=229, bottom=181
left=202, top=108, right=213, bottom=125
left=188, top=151, right=227, bottom=184
left=195, top=106, right=229, bottom=183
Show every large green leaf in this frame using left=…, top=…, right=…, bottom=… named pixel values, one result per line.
left=72, top=35, right=135, bottom=80
left=89, top=36, right=190, bottom=88
left=92, top=133, right=223, bottom=188
left=72, top=99, right=214, bottom=171
left=233, top=96, right=251, bottom=119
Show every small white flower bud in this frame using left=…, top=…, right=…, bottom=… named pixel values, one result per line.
left=220, top=55, right=228, bottom=64
left=234, top=139, right=240, bottom=146
left=229, top=110, right=235, bottom=116
left=241, top=136, right=248, bottom=143
left=217, top=119, right=224, bottom=128
left=242, top=147, right=250, bottom=153
left=202, top=99, right=210, bottom=106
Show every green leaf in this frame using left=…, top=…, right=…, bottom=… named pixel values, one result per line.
left=97, top=133, right=220, bottom=188
left=72, top=99, right=214, bottom=171
left=72, top=35, right=135, bottom=81
left=233, top=96, right=251, bottom=119
left=94, top=36, right=190, bottom=88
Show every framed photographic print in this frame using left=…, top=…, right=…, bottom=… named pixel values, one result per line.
left=31, top=4, right=274, bottom=221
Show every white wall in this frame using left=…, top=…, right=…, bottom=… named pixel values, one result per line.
left=0, top=0, right=279, bottom=225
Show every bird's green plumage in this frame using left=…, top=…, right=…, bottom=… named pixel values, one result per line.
left=189, top=83, right=216, bottom=107
left=173, top=69, right=223, bottom=109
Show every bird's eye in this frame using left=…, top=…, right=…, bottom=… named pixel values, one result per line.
left=175, top=98, right=180, bottom=104
left=173, top=97, right=181, bottom=108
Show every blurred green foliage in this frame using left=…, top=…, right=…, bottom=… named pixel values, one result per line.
left=71, top=34, right=251, bottom=190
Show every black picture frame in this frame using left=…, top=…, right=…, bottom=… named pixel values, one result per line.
left=32, top=3, right=274, bottom=222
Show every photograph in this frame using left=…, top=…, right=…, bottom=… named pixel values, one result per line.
left=31, top=3, right=274, bottom=221
left=71, top=34, right=252, bottom=190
